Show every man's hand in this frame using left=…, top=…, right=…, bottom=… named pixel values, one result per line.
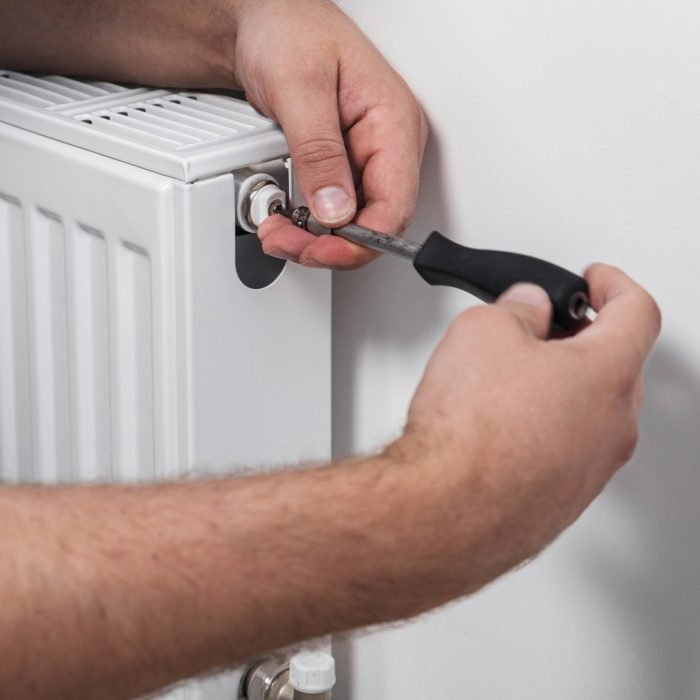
left=394, top=264, right=662, bottom=597
left=1, top=0, right=427, bottom=270
left=239, top=0, right=428, bottom=268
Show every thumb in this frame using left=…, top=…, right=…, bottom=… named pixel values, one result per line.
left=274, top=80, right=356, bottom=227
left=496, top=283, right=552, bottom=339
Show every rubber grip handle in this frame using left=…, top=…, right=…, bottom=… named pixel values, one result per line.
left=413, top=232, right=589, bottom=329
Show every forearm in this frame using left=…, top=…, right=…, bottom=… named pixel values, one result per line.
left=0, top=445, right=463, bottom=700
left=0, top=0, right=237, bottom=88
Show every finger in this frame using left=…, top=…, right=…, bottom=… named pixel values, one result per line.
left=574, top=264, right=662, bottom=369
left=258, top=215, right=379, bottom=268
left=258, top=215, right=315, bottom=262
left=293, top=107, right=424, bottom=269
left=272, top=72, right=356, bottom=228
left=299, top=235, right=379, bottom=270
left=495, top=284, right=553, bottom=340
left=346, top=106, right=425, bottom=236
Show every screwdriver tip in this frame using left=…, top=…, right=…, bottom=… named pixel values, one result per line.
left=269, top=201, right=292, bottom=218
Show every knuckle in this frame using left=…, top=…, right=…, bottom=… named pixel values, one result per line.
left=402, top=98, right=429, bottom=154
left=645, top=293, right=663, bottom=337
left=460, top=305, right=493, bottom=326
left=598, top=351, right=638, bottom=396
left=618, top=423, right=640, bottom=464
left=604, top=263, right=625, bottom=276
left=392, top=209, right=413, bottom=235
left=611, top=363, right=639, bottom=396
left=452, top=305, right=508, bottom=334
left=293, top=136, right=348, bottom=172
left=273, top=58, right=332, bottom=91
left=297, top=61, right=335, bottom=89
left=343, top=246, right=378, bottom=270
left=450, top=308, right=476, bottom=333
left=448, top=307, right=482, bottom=339
left=416, top=105, right=429, bottom=146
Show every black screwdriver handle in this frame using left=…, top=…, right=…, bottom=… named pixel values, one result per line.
left=413, top=231, right=589, bottom=329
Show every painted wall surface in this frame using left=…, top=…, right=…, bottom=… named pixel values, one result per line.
left=331, top=1, right=700, bottom=698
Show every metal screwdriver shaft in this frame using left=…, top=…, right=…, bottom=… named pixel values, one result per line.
left=278, top=204, right=422, bottom=260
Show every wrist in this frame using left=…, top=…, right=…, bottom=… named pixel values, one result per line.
left=381, top=429, right=508, bottom=595
left=338, top=437, right=477, bottom=617
left=188, top=1, right=241, bottom=88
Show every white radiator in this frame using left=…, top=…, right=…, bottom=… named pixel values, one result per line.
left=0, top=71, right=331, bottom=699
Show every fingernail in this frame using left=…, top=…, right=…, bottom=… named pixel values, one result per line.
left=265, top=247, right=296, bottom=262
left=301, top=257, right=324, bottom=269
left=311, top=186, right=354, bottom=224
left=501, top=283, right=550, bottom=308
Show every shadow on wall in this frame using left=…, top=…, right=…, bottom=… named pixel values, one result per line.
left=570, top=341, right=700, bottom=699
left=331, top=131, right=457, bottom=461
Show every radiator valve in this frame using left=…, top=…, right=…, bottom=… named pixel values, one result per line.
left=235, top=169, right=287, bottom=233
left=289, top=651, right=335, bottom=699
left=242, top=651, right=335, bottom=700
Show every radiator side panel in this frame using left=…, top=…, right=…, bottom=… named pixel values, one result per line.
left=179, top=176, right=332, bottom=473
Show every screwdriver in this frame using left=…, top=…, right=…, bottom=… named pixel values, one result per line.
left=271, top=204, right=590, bottom=330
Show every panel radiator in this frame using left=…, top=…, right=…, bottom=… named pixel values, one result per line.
left=0, top=70, right=332, bottom=699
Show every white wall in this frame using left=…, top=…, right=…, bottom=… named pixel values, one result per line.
left=332, top=1, right=700, bottom=697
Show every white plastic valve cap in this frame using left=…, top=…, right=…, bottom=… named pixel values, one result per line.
left=289, top=651, right=336, bottom=693
left=250, top=183, right=286, bottom=229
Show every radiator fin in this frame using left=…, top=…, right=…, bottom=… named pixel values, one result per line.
left=0, top=192, right=164, bottom=485
left=26, top=208, right=74, bottom=483
left=0, top=195, right=32, bottom=482
left=73, top=225, right=112, bottom=481
left=115, top=242, right=155, bottom=482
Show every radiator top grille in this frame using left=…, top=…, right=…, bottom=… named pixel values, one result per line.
left=0, top=70, right=287, bottom=182
left=75, top=93, right=267, bottom=150
left=0, top=71, right=127, bottom=107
